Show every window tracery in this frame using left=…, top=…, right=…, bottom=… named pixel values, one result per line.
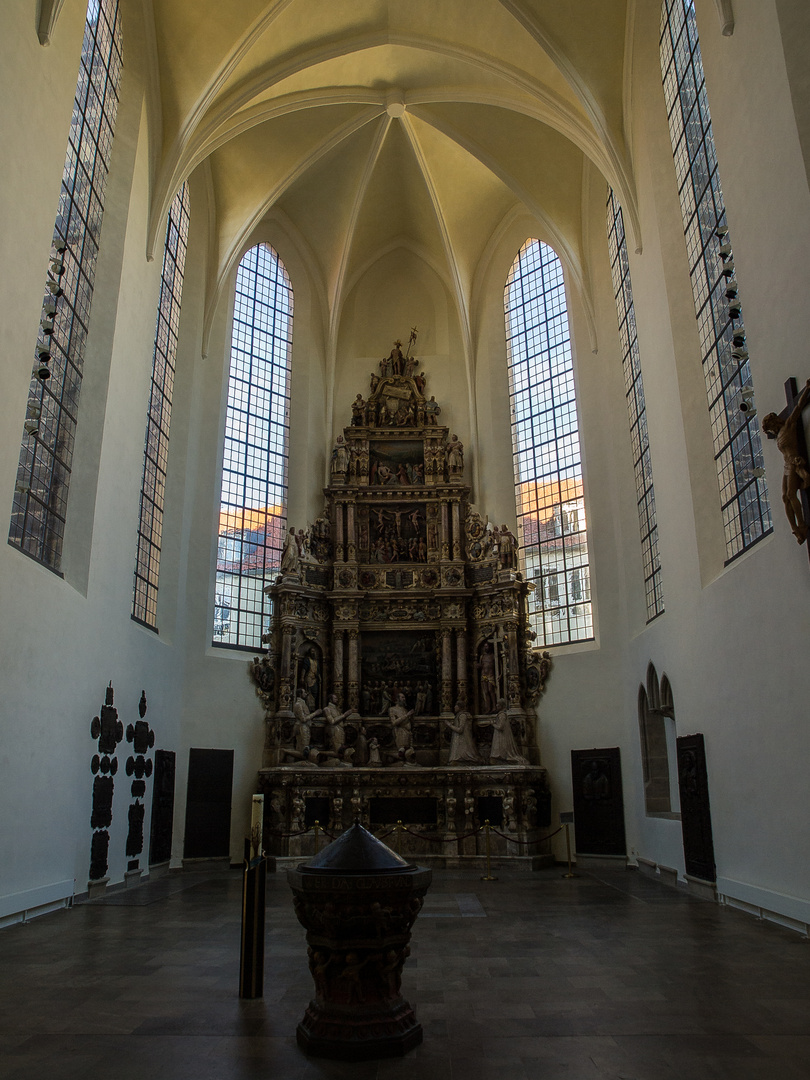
left=132, top=182, right=190, bottom=628
left=9, top=0, right=123, bottom=570
left=213, top=243, right=293, bottom=649
left=660, top=0, right=771, bottom=559
left=504, top=239, right=593, bottom=646
left=607, top=190, right=664, bottom=621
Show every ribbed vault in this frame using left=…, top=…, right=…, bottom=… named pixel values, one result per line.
left=129, top=0, right=639, bottom=355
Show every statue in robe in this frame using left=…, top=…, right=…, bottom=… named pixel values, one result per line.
left=444, top=701, right=482, bottom=764
left=487, top=698, right=527, bottom=765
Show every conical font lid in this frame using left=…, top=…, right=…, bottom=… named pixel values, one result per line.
left=298, top=823, right=417, bottom=874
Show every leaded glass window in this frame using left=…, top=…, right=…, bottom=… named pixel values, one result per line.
left=214, top=244, right=293, bottom=649
left=9, top=0, right=123, bottom=570
left=607, top=189, right=664, bottom=621
left=660, top=0, right=771, bottom=559
left=132, top=182, right=190, bottom=628
left=505, top=239, right=593, bottom=646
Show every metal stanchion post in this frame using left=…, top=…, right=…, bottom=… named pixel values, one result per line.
left=563, top=820, right=577, bottom=879
left=480, top=820, right=498, bottom=881
left=239, top=837, right=267, bottom=998
left=313, top=820, right=320, bottom=853
left=395, top=820, right=403, bottom=854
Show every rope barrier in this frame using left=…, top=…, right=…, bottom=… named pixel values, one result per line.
left=263, top=822, right=561, bottom=845
left=488, top=824, right=564, bottom=846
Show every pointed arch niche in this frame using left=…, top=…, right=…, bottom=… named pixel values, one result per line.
left=638, top=662, right=680, bottom=817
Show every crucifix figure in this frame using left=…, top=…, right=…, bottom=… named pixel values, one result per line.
left=761, top=377, right=810, bottom=548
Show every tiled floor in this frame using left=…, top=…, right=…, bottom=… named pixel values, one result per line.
left=1, top=864, right=809, bottom=1079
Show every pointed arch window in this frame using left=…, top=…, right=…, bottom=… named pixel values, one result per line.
left=660, top=0, right=771, bottom=559
left=8, top=0, right=123, bottom=571
left=505, top=239, right=593, bottom=646
left=213, top=244, right=293, bottom=649
left=638, top=662, right=679, bottom=816
left=132, top=182, right=190, bottom=628
left=607, top=190, right=664, bottom=621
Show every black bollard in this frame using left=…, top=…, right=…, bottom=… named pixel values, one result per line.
left=239, top=838, right=266, bottom=998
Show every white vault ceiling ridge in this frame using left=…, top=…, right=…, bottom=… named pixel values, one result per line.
left=175, top=95, right=383, bottom=187
left=148, top=28, right=392, bottom=256
left=621, top=0, right=638, bottom=204
left=201, top=157, right=218, bottom=356
left=196, top=29, right=591, bottom=155
left=148, top=25, right=612, bottom=256
left=469, top=202, right=535, bottom=340
left=400, top=112, right=478, bottom=455
left=172, top=0, right=299, bottom=151
left=328, top=112, right=392, bottom=336
left=496, top=0, right=609, bottom=117
left=201, top=109, right=379, bottom=352
left=580, top=156, right=599, bottom=355
left=406, top=89, right=618, bottom=188
left=326, top=113, right=393, bottom=426
left=137, top=0, right=163, bottom=232
left=495, top=0, right=640, bottom=254
left=407, top=105, right=597, bottom=350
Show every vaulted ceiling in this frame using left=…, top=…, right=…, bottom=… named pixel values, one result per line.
left=142, top=0, right=639, bottom=346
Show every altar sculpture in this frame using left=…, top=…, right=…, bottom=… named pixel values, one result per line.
left=252, top=332, right=552, bottom=859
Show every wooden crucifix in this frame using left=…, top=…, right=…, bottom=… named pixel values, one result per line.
left=761, top=377, right=810, bottom=560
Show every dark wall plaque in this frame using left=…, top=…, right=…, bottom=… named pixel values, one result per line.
left=305, top=797, right=331, bottom=829
left=677, top=733, right=716, bottom=882
left=91, top=775, right=114, bottom=829
left=469, top=565, right=494, bottom=584
left=476, top=796, right=504, bottom=827
left=368, top=797, right=438, bottom=825
left=305, top=566, right=330, bottom=587
left=89, top=830, right=109, bottom=881
left=570, top=747, right=627, bottom=856
left=149, top=749, right=175, bottom=865
left=126, top=800, right=145, bottom=857
left=183, top=748, right=234, bottom=859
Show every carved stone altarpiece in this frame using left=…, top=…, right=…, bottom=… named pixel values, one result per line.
left=253, top=336, right=552, bottom=859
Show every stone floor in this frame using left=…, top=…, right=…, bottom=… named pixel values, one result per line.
left=1, top=864, right=810, bottom=1079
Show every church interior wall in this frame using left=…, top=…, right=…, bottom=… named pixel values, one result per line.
left=0, top=4, right=190, bottom=911
left=2, top=0, right=810, bottom=932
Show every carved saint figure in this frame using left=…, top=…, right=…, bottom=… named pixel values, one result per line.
left=477, top=640, right=498, bottom=714
left=331, top=434, right=349, bottom=476
left=425, top=396, right=441, bottom=425
left=293, top=692, right=324, bottom=754
left=498, top=524, right=517, bottom=569
left=368, top=738, right=382, bottom=766
left=351, top=394, right=366, bottom=426
left=323, top=693, right=353, bottom=753
left=381, top=341, right=404, bottom=378
left=761, top=378, right=810, bottom=543
left=444, top=701, right=482, bottom=764
left=280, top=527, right=300, bottom=575
left=446, top=433, right=464, bottom=472
left=487, top=698, right=527, bottom=764
left=389, top=693, right=415, bottom=750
